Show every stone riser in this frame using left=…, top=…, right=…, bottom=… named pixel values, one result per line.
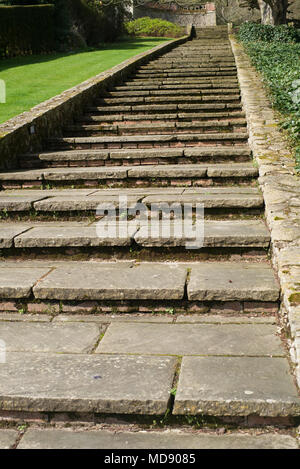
left=77, top=112, right=246, bottom=124
left=63, top=126, right=247, bottom=138
left=0, top=177, right=257, bottom=191
left=18, top=155, right=251, bottom=169
left=0, top=299, right=279, bottom=315
left=90, top=103, right=243, bottom=114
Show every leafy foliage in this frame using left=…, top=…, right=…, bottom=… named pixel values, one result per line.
left=238, top=21, right=300, bottom=42
left=239, top=23, right=300, bottom=168
left=125, top=17, right=183, bottom=38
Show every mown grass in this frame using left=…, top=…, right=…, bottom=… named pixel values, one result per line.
left=0, top=37, right=168, bottom=124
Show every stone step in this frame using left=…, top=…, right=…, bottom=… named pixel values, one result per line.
left=127, top=78, right=239, bottom=85
left=96, top=95, right=241, bottom=106
left=0, top=163, right=257, bottom=189
left=15, top=428, right=299, bottom=450
left=19, top=146, right=251, bottom=168
left=46, top=133, right=248, bottom=152
left=106, top=88, right=240, bottom=97
left=0, top=187, right=264, bottom=213
left=0, top=260, right=279, bottom=303
left=130, top=71, right=238, bottom=79
left=116, top=83, right=240, bottom=90
left=63, top=120, right=247, bottom=137
left=76, top=111, right=246, bottom=124
left=2, top=219, right=270, bottom=250
left=140, top=64, right=237, bottom=70
left=88, top=102, right=243, bottom=114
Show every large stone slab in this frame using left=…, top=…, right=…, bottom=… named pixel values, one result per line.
left=0, top=430, right=18, bottom=449
left=143, top=192, right=263, bottom=209
left=43, top=167, right=127, bottom=181
left=97, top=323, right=284, bottom=357
left=0, top=353, right=176, bottom=414
left=0, top=195, right=48, bottom=211
left=0, top=322, right=101, bottom=353
left=0, top=267, right=51, bottom=298
left=188, top=263, right=280, bottom=302
left=14, top=223, right=138, bottom=248
left=33, top=263, right=187, bottom=300
left=174, top=357, right=300, bottom=417
left=0, top=225, right=30, bottom=248
left=33, top=195, right=140, bottom=212
left=134, top=220, right=270, bottom=248
left=17, top=429, right=299, bottom=450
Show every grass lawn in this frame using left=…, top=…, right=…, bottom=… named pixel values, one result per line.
left=0, top=37, right=168, bottom=124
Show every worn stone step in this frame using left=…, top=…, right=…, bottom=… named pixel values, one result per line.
left=89, top=102, right=243, bottom=114
left=0, top=260, right=279, bottom=302
left=97, top=95, right=241, bottom=106
left=19, top=146, right=251, bottom=167
left=0, top=163, right=257, bottom=189
left=6, top=220, right=270, bottom=249
left=76, top=111, right=246, bottom=124
left=46, top=133, right=248, bottom=151
left=116, top=83, right=240, bottom=90
left=131, top=71, right=237, bottom=79
left=0, top=188, right=263, bottom=213
left=106, top=89, right=240, bottom=97
left=16, top=428, right=299, bottom=450
left=0, top=352, right=176, bottom=414
left=174, top=356, right=299, bottom=417
left=127, top=78, right=239, bottom=86
left=64, top=119, right=247, bottom=137
left=140, top=65, right=237, bottom=71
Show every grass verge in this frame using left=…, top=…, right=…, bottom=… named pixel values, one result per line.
left=0, top=37, right=168, bottom=124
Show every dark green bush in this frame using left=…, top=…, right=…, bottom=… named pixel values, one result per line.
left=238, top=22, right=300, bottom=43
left=125, top=17, right=183, bottom=38
left=0, top=5, right=55, bottom=58
left=239, top=29, right=300, bottom=169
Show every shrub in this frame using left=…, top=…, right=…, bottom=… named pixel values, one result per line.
left=0, top=5, right=55, bottom=58
left=239, top=28, right=300, bottom=169
left=238, top=22, right=300, bottom=43
left=125, top=17, right=183, bottom=38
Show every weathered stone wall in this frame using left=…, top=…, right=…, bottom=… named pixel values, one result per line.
left=133, top=3, right=216, bottom=27
left=230, top=35, right=300, bottom=389
left=0, top=35, right=189, bottom=171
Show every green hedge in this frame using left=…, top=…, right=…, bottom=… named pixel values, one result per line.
left=125, top=17, right=183, bottom=38
left=239, top=25, right=300, bottom=169
left=0, top=5, right=55, bottom=58
left=238, top=22, right=300, bottom=43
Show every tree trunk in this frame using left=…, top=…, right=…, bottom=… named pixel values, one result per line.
left=257, top=0, right=289, bottom=25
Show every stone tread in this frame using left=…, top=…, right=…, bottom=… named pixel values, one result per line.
left=48, top=132, right=248, bottom=144
left=0, top=261, right=279, bottom=302
left=8, top=219, right=270, bottom=249
left=21, top=146, right=251, bottom=162
left=174, top=357, right=300, bottom=417
left=0, top=164, right=256, bottom=183
left=97, top=322, right=284, bottom=357
left=0, top=353, right=176, bottom=414
left=0, top=187, right=264, bottom=211
left=16, top=429, right=299, bottom=449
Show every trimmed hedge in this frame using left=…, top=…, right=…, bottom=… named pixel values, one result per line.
left=125, top=17, right=183, bottom=38
left=0, top=5, right=55, bottom=58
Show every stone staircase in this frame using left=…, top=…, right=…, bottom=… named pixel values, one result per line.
left=0, top=26, right=299, bottom=432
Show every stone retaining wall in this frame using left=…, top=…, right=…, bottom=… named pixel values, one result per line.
left=230, top=35, right=300, bottom=388
left=0, top=35, right=190, bottom=171
left=133, top=3, right=216, bottom=27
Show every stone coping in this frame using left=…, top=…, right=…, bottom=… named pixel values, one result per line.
left=0, top=35, right=190, bottom=170
left=230, top=35, right=300, bottom=389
